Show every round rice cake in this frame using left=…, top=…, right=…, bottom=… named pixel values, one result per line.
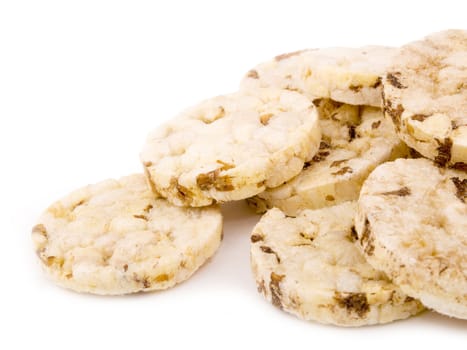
left=250, top=202, right=424, bottom=327
left=247, top=99, right=408, bottom=216
left=141, top=88, right=321, bottom=207
left=356, top=158, right=467, bottom=319
left=241, top=46, right=396, bottom=107
left=31, top=174, right=223, bottom=295
left=382, top=29, right=467, bottom=170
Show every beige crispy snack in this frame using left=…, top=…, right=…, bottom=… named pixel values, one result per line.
left=31, top=174, right=223, bottom=295
left=247, top=100, right=408, bottom=216
left=383, top=29, right=467, bottom=170
left=356, top=158, right=467, bottom=319
left=250, top=202, right=424, bottom=327
left=241, top=46, right=396, bottom=107
left=141, top=88, right=321, bottom=207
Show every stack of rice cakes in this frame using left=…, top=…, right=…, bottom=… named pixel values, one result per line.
left=33, top=30, right=466, bottom=327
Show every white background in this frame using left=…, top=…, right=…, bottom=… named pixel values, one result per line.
left=1, top=1, right=466, bottom=349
